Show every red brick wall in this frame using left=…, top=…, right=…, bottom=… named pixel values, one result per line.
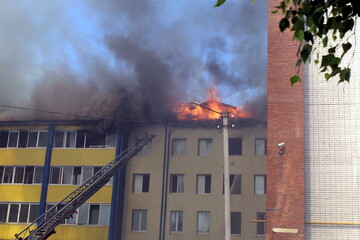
left=267, top=0, right=305, bottom=239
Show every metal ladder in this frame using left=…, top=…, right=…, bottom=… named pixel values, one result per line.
left=15, top=134, right=155, bottom=240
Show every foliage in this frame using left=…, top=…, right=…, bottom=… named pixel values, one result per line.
left=214, top=0, right=359, bottom=85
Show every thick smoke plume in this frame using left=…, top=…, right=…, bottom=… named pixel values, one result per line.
left=0, top=0, right=267, bottom=123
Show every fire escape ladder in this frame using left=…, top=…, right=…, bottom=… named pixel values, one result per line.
left=14, top=134, right=155, bottom=240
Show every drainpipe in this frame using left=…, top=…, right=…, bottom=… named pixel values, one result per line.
left=38, top=124, right=55, bottom=217
left=109, top=130, right=128, bottom=240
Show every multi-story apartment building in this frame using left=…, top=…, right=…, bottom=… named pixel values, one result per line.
left=0, top=119, right=266, bottom=240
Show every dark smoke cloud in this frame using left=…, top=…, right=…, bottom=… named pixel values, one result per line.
left=0, top=0, right=267, bottom=122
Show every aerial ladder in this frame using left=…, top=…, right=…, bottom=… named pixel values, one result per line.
left=14, top=134, right=155, bottom=240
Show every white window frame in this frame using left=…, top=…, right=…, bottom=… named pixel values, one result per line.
left=7, top=131, right=19, bottom=148
left=255, top=138, right=267, bottom=155
left=256, top=212, right=266, bottom=236
left=132, top=174, right=150, bottom=193
left=197, top=174, right=211, bottom=194
left=170, top=211, right=183, bottom=233
left=255, top=175, right=266, bottom=195
left=170, top=174, right=184, bottom=194
left=197, top=211, right=210, bottom=234
left=198, top=138, right=212, bottom=156
left=172, top=139, right=186, bottom=155
left=132, top=209, right=147, bottom=232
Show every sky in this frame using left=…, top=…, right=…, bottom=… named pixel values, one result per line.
left=0, top=0, right=267, bottom=122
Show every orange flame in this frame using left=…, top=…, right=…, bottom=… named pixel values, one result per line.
left=173, top=83, right=252, bottom=120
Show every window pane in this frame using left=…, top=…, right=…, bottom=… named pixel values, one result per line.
left=8, top=204, right=19, bottom=222
left=142, top=174, right=150, bottom=192
left=73, top=167, right=82, bottom=185
left=99, top=205, right=111, bottom=225
left=29, top=204, right=39, bottom=222
left=76, top=131, right=86, bottom=148
left=172, top=139, right=186, bottom=155
left=132, top=210, right=140, bottom=231
left=230, top=174, right=241, bottom=194
left=170, top=174, right=184, bottom=193
left=133, top=175, right=143, bottom=193
left=8, top=132, right=19, bottom=147
left=38, top=132, right=48, bottom=147
left=197, top=211, right=210, bottom=233
left=231, top=212, right=241, bottom=234
left=54, top=131, right=65, bottom=148
left=27, top=132, right=38, bottom=147
left=257, top=212, right=266, bottom=235
left=197, top=175, right=205, bottom=194
left=170, top=211, right=183, bottom=233
left=19, top=204, right=29, bottom=223
left=89, top=205, right=100, bottom=225
left=62, top=167, right=73, bottom=184
left=50, top=167, right=61, bottom=184
left=198, top=139, right=212, bottom=155
left=66, top=210, right=77, bottom=224
left=78, top=205, right=89, bottom=225
left=255, top=175, right=266, bottom=194
left=229, top=138, right=242, bottom=155
left=66, top=131, right=76, bottom=148
left=0, top=204, right=8, bottom=222
left=0, top=131, right=9, bottom=148
left=24, top=166, right=34, bottom=184
left=106, top=133, right=117, bottom=148
left=14, top=167, right=24, bottom=183
left=82, top=166, right=92, bottom=184
left=140, top=210, right=147, bottom=231
left=0, top=166, right=3, bottom=184
left=255, top=138, right=266, bottom=155
left=3, top=166, right=14, bottom=183
left=34, top=167, right=44, bottom=184
left=18, top=131, right=28, bottom=148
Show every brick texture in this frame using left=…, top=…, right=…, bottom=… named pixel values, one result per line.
left=267, top=0, right=305, bottom=239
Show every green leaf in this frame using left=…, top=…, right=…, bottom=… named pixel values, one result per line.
left=322, top=36, right=328, bottom=47
left=339, top=68, right=351, bottom=82
left=325, top=73, right=330, bottom=80
left=214, top=0, right=226, bottom=7
left=321, top=54, right=340, bottom=67
left=296, top=58, right=302, bottom=67
left=271, top=10, right=278, bottom=14
left=314, top=59, right=319, bottom=64
left=279, top=18, right=290, bottom=31
left=328, top=47, right=336, bottom=54
left=294, top=29, right=304, bottom=42
left=300, top=44, right=312, bottom=62
left=342, top=42, right=352, bottom=57
left=290, top=75, right=301, bottom=86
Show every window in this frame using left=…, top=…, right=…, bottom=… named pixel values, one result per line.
left=106, top=132, right=117, bottom=148
left=34, top=167, right=44, bottom=184
left=50, top=167, right=61, bottom=184
left=0, top=131, right=9, bottom=148
left=229, top=138, right=242, bottom=155
left=8, top=131, right=19, bottom=148
left=8, top=204, right=19, bottom=222
left=27, top=131, right=48, bottom=148
left=78, top=205, right=89, bottom=225
left=85, top=132, right=106, bottom=148
left=132, top=210, right=147, bottom=232
left=99, top=205, right=111, bottom=225
left=19, top=204, right=29, bottom=223
left=170, top=174, right=184, bottom=193
left=0, top=166, right=3, bottom=184
left=82, top=166, right=93, bottom=184
left=197, top=175, right=211, bottom=194
left=198, top=138, right=212, bottom=155
left=229, top=174, right=241, bottom=194
left=133, top=174, right=150, bottom=193
left=73, top=167, right=82, bottom=185
left=137, top=139, right=151, bottom=155
left=24, top=166, right=34, bottom=184
left=0, top=204, right=8, bottom=222
left=29, top=204, right=39, bottom=222
left=14, top=167, right=25, bottom=183
left=197, top=211, right=210, bottom=233
left=172, top=139, right=186, bottom=155
left=257, top=212, right=266, bottom=236
left=89, top=205, right=100, bottom=225
left=255, top=138, right=267, bottom=155
left=54, top=131, right=77, bottom=148
left=231, top=212, right=241, bottom=234
left=62, top=167, right=73, bottom=184
left=75, top=131, right=86, bottom=148
left=255, top=175, right=266, bottom=194
left=170, top=211, right=183, bottom=233
left=3, top=166, right=14, bottom=183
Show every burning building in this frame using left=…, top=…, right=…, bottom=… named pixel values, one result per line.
left=0, top=95, right=267, bottom=240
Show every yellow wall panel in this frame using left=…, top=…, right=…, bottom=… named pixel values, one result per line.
left=0, top=149, right=46, bottom=165
left=0, top=185, right=42, bottom=202
left=51, top=149, right=115, bottom=166
left=47, top=186, right=112, bottom=203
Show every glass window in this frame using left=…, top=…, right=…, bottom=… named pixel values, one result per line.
left=38, top=132, right=48, bottom=147
left=170, top=174, right=184, bottom=193
left=27, top=132, right=38, bottom=147
left=229, top=138, right=242, bottom=155
left=85, top=132, right=106, bottom=148
left=0, top=204, right=8, bottom=222
left=66, top=131, right=76, bottom=148
left=76, top=131, right=86, bottom=148
left=231, top=212, right=241, bottom=234
left=29, top=204, right=39, bottom=222
left=50, top=167, right=61, bottom=184
left=14, top=167, right=25, bottom=183
left=99, top=205, right=111, bottom=225
left=73, top=167, right=82, bottom=185
left=137, top=140, right=151, bottom=155
left=170, top=211, right=183, bottom=233
left=0, top=166, right=3, bottom=184
left=0, top=131, right=9, bottom=148
left=172, top=139, right=186, bottom=155
left=106, top=133, right=117, bottom=148
left=34, top=167, right=44, bottom=184
left=82, top=166, right=93, bottom=184
left=132, top=209, right=147, bottom=232
left=255, top=138, right=267, bottom=155
left=78, top=205, right=89, bottom=225
left=198, top=138, right=212, bottom=155
left=256, top=212, right=266, bottom=236
left=3, top=166, right=14, bottom=183
left=230, top=174, right=241, bottom=194
left=8, top=131, right=19, bottom=148
left=197, top=175, right=211, bottom=194
left=8, top=204, right=19, bottom=222
left=54, top=131, right=65, bottom=147
left=133, top=174, right=150, bottom=193
left=24, top=166, right=34, bottom=184
left=62, top=167, right=73, bottom=184
left=18, top=131, right=28, bottom=148
left=255, top=175, right=266, bottom=194
left=19, top=204, right=29, bottom=223
left=197, top=211, right=210, bottom=233
left=89, top=205, right=100, bottom=225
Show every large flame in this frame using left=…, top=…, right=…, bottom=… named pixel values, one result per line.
left=173, top=83, right=252, bottom=120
